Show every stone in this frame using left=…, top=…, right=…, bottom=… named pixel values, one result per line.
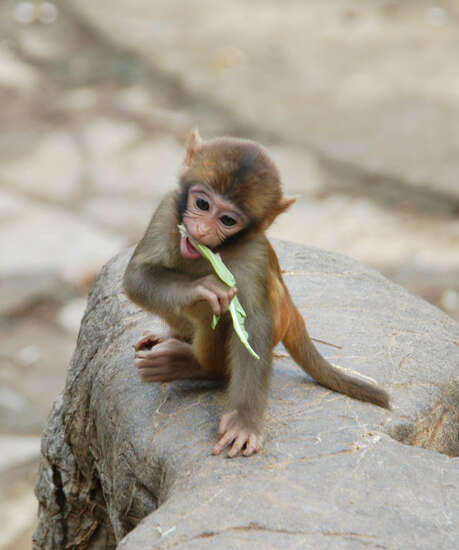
left=269, top=145, right=323, bottom=195
left=0, top=437, right=40, bottom=550
left=267, top=194, right=459, bottom=277
left=0, top=270, right=75, bottom=317
left=55, top=87, right=99, bottom=112
left=18, top=28, right=62, bottom=62
left=0, top=315, right=74, bottom=433
left=0, top=197, right=125, bottom=286
left=87, top=135, right=184, bottom=198
left=81, top=117, right=140, bottom=158
left=0, top=435, right=41, bottom=472
left=0, top=482, right=37, bottom=550
left=0, top=132, right=82, bottom=202
left=68, top=0, right=459, bottom=204
left=0, top=45, right=39, bottom=91
left=57, top=297, right=88, bottom=335
left=0, top=190, right=26, bottom=223
left=82, top=197, right=158, bottom=242
left=33, top=241, right=459, bottom=549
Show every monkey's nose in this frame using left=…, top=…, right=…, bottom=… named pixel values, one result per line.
left=197, top=224, right=212, bottom=239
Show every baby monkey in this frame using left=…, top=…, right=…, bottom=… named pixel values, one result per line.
left=123, top=130, right=390, bottom=458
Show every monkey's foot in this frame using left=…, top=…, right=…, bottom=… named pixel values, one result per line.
left=213, top=410, right=262, bottom=458
left=134, top=332, right=166, bottom=352
left=135, top=337, right=204, bottom=382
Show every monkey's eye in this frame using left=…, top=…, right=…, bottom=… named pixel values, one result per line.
left=220, top=215, right=237, bottom=227
left=196, top=198, right=209, bottom=211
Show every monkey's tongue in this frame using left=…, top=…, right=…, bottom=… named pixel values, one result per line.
left=180, top=235, right=202, bottom=260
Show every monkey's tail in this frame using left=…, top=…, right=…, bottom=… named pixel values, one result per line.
left=282, top=305, right=391, bottom=409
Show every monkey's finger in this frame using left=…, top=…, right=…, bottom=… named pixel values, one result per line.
left=242, top=433, right=261, bottom=457
left=213, top=430, right=237, bottom=455
left=217, top=292, right=230, bottom=314
left=198, top=288, right=221, bottom=316
left=135, top=357, right=169, bottom=369
left=135, top=349, right=170, bottom=359
left=222, top=288, right=238, bottom=312
left=227, top=432, right=249, bottom=458
left=217, top=410, right=237, bottom=436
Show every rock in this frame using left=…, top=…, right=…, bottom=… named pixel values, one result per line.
left=81, top=117, right=141, bottom=158
left=18, top=27, right=62, bottom=62
left=68, top=0, right=459, bottom=204
left=82, top=197, right=157, bottom=242
left=0, top=315, right=79, bottom=434
left=113, top=87, right=192, bottom=133
left=0, top=195, right=125, bottom=286
left=57, top=297, right=88, bottom=335
left=267, top=194, right=459, bottom=276
left=0, top=45, right=40, bottom=91
left=0, top=435, right=41, bottom=472
left=86, top=134, right=184, bottom=198
left=269, top=145, right=323, bottom=196
left=54, top=87, right=99, bottom=112
left=0, top=436, right=40, bottom=550
left=0, top=132, right=82, bottom=202
left=0, top=478, right=38, bottom=550
left=0, top=271, right=76, bottom=317
left=0, top=190, right=25, bottom=221
left=33, top=241, right=458, bottom=549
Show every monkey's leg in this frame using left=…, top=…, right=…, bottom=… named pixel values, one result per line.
left=134, top=332, right=167, bottom=351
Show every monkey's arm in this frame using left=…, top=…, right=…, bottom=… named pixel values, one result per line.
left=124, top=256, right=237, bottom=318
left=124, top=258, right=195, bottom=314
left=213, top=282, right=273, bottom=458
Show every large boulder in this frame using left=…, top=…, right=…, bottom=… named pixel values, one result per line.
left=33, top=241, right=458, bottom=549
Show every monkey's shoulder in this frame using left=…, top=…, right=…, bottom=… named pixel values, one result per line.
left=134, top=191, right=181, bottom=266
left=221, top=234, right=272, bottom=297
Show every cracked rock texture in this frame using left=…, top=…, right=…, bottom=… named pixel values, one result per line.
left=33, top=241, right=458, bottom=550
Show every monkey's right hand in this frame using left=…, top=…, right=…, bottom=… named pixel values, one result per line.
left=189, top=274, right=237, bottom=316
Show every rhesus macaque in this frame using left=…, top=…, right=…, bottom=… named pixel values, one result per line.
left=123, top=130, right=390, bottom=458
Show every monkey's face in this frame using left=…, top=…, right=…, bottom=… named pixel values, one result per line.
left=180, top=184, right=247, bottom=260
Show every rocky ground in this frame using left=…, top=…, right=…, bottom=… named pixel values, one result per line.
left=0, top=1, right=458, bottom=549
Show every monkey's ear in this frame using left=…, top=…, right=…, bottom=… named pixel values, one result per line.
left=261, top=196, right=296, bottom=230
left=185, top=128, right=203, bottom=166
left=278, top=196, right=296, bottom=214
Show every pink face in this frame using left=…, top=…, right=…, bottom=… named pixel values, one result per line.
left=180, top=185, right=247, bottom=260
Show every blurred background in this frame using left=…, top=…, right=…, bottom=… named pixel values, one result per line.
left=1, top=1, right=458, bottom=548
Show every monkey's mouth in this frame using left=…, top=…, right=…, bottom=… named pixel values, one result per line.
left=181, top=235, right=202, bottom=260
left=178, top=224, right=202, bottom=260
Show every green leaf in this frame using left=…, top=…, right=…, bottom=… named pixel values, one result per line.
left=178, top=224, right=259, bottom=359
left=229, top=297, right=260, bottom=359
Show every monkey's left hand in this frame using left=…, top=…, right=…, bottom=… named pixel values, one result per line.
left=213, top=410, right=262, bottom=458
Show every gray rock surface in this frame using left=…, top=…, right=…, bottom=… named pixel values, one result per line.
left=33, top=241, right=459, bottom=550
left=68, top=0, right=459, bottom=203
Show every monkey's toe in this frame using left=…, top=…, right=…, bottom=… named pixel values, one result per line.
left=134, top=333, right=165, bottom=351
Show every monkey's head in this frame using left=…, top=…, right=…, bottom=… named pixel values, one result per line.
left=177, top=129, right=295, bottom=260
